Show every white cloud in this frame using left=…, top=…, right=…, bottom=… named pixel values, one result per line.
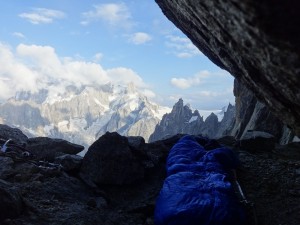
left=19, top=8, right=65, bottom=24
left=165, top=35, right=202, bottom=58
left=194, top=89, right=234, bottom=106
left=81, top=3, right=133, bottom=29
left=0, top=42, right=148, bottom=101
left=93, top=53, right=103, bottom=62
left=167, top=70, right=234, bottom=109
left=176, top=52, right=193, bottom=58
left=141, top=89, right=156, bottom=98
left=171, top=71, right=210, bottom=89
left=167, top=88, right=234, bottom=111
left=0, top=43, right=40, bottom=95
left=170, top=78, right=192, bottom=89
left=198, top=91, right=219, bottom=97
left=17, top=44, right=62, bottom=69
left=166, top=70, right=234, bottom=110
left=128, top=32, right=152, bottom=45
left=106, top=67, right=145, bottom=87
left=12, top=32, right=25, bottom=38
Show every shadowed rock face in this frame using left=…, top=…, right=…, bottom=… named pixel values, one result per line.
left=80, top=132, right=145, bottom=185
left=231, top=79, right=286, bottom=140
left=155, top=0, right=300, bottom=135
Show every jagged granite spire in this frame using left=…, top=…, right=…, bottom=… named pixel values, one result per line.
left=149, top=99, right=229, bottom=142
left=215, top=103, right=236, bottom=138
left=201, top=113, right=219, bottom=137
left=149, top=98, right=195, bottom=142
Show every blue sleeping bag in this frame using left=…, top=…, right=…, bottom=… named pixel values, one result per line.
left=154, top=135, right=245, bottom=225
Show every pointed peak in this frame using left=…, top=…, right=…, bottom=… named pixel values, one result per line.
left=174, top=98, right=184, bottom=107
left=194, top=109, right=200, bottom=116
left=204, top=112, right=218, bottom=122
left=184, top=103, right=191, bottom=109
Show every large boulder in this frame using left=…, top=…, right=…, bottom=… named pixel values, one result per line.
left=155, top=0, right=300, bottom=136
left=26, top=137, right=84, bottom=161
left=127, top=136, right=145, bottom=151
left=80, top=132, right=144, bottom=185
left=0, top=124, right=28, bottom=144
left=0, top=180, right=23, bottom=221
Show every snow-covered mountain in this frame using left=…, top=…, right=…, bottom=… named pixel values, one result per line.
left=0, top=82, right=170, bottom=153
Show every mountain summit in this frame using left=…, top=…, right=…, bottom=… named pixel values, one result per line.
left=149, top=99, right=235, bottom=142
left=0, top=83, right=170, bottom=153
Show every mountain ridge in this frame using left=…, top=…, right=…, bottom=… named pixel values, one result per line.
left=0, top=82, right=170, bottom=153
left=149, top=98, right=235, bottom=142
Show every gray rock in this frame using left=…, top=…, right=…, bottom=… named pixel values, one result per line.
left=87, top=197, right=107, bottom=209
left=0, top=157, right=14, bottom=179
left=127, top=136, right=148, bottom=163
left=201, top=113, right=219, bottom=137
left=12, top=163, right=40, bottom=183
left=155, top=0, right=300, bottom=136
left=145, top=134, right=184, bottom=163
left=274, top=142, right=300, bottom=161
left=55, top=154, right=83, bottom=173
left=26, top=137, right=84, bottom=161
left=80, top=132, right=144, bottom=185
left=127, top=136, right=145, bottom=151
left=230, top=80, right=285, bottom=140
left=238, top=131, right=276, bottom=152
left=0, top=180, right=23, bottom=221
left=280, top=125, right=295, bottom=145
left=215, top=103, right=235, bottom=138
left=0, top=124, right=28, bottom=144
left=216, top=136, right=236, bottom=148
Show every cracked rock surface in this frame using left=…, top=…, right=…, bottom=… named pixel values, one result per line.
left=155, top=0, right=300, bottom=135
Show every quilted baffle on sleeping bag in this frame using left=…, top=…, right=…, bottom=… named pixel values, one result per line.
left=154, top=135, right=245, bottom=225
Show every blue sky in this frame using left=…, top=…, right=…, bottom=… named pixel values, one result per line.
left=0, top=0, right=234, bottom=110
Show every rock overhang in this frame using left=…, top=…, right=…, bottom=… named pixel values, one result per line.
left=155, top=0, right=300, bottom=136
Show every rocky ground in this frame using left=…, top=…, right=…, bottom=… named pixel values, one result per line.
left=0, top=126, right=299, bottom=225
left=237, top=147, right=300, bottom=225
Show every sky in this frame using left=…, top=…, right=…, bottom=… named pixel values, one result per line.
left=0, top=0, right=235, bottom=110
